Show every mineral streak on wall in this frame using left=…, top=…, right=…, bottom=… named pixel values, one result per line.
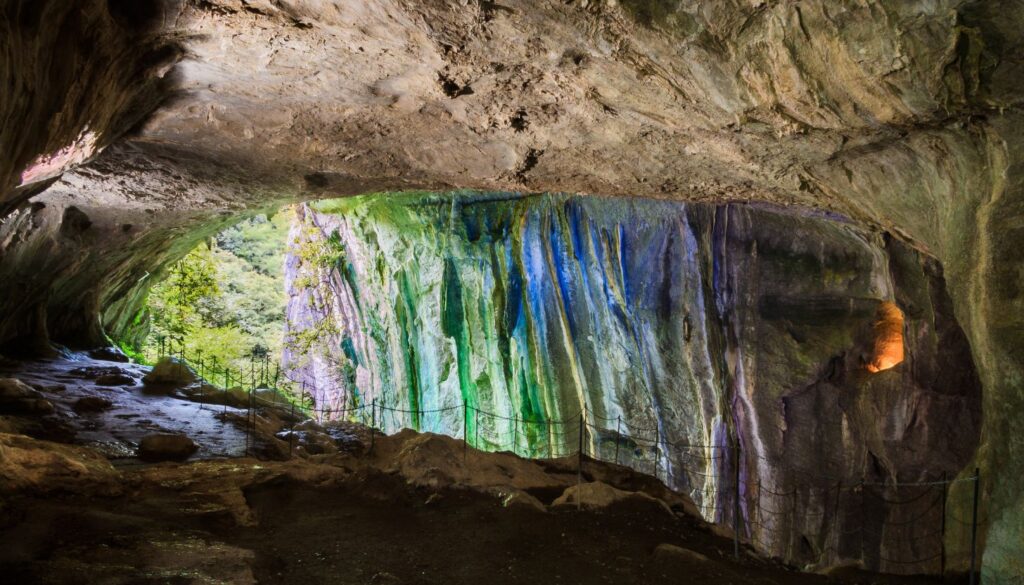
left=284, top=193, right=981, bottom=573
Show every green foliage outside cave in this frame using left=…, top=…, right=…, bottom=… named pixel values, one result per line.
left=138, top=209, right=293, bottom=381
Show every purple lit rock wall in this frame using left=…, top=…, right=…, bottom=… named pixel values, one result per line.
left=284, top=193, right=981, bottom=572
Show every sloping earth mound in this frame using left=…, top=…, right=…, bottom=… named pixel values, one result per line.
left=0, top=425, right=947, bottom=585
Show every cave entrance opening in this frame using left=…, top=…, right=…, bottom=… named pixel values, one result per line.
left=128, top=208, right=296, bottom=400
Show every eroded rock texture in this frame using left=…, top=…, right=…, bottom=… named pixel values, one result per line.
left=285, top=194, right=981, bottom=572
left=0, top=0, right=1022, bottom=579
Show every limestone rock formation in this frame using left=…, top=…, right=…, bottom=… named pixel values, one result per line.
left=553, top=481, right=674, bottom=515
left=283, top=193, right=981, bottom=571
left=652, top=543, right=710, bottom=565
left=142, top=357, right=198, bottom=386
left=0, top=432, right=120, bottom=494
left=0, top=378, right=54, bottom=415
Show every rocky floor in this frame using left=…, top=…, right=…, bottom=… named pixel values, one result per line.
left=0, top=351, right=961, bottom=584
left=0, top=351, right=266, bottom=459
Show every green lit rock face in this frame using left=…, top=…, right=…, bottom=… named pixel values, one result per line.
left=284, top=193, right=980, bottom=572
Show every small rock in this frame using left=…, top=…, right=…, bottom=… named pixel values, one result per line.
left=73, top=396, right=114, bottom=413
left=425, top=492, right=443, bottom=505
left=88, top=346, right=130, bottom=362
left=708, top=522, right=734, bottom=540
left=488, top=487, right=546, bottom=512
left=652, top=543, right=710, bottom=564
left=95, top=373, right=136, bottom=386
left=137, top=433, right=199, bottom=462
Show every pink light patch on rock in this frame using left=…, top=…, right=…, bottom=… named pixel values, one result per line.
left=18, top=127, right=101, bottom=187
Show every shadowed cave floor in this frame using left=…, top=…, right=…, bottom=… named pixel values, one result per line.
left=0, top=353, right=960, bottom=584
left=1, top=468, right=950, bottom=585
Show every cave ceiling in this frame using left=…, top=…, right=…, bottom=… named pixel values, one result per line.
left=4, top=0, right=1022, bottom=253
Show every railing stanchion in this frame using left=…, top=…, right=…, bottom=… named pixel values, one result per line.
left=513, top=415, right=518, bottom=456
left=577, top=411, right=584, bottom=511
left=463, top=402, right=468, bottom=463
left=614, top=415, right=621, bottom=465
left=654, top=428, right=661, bottom=481
left=733, top=440, right=741, bottom=560
left=370, top=398, right=376, bottom=452
left=289, top=397, right=295, bottom=459
left=545, top=420, right=551, bottom=460
left=969, top=467, right=980, bottom=585
left=197, top=353, right=204, bottom=410
left=940, top=471, right=947, bottom=577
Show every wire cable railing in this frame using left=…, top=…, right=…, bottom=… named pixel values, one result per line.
left=150, top=339, right=985, bottom=582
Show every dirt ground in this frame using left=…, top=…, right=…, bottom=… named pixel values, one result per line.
left=0, top=466, right=959, bottom=585
left=0, top=353, right=968, bottom=584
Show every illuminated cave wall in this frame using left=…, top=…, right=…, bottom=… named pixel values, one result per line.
left=284, top=193, right=981, bottom=571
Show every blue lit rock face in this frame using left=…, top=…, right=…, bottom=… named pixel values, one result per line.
left=284, top=193, right=981, bottom=573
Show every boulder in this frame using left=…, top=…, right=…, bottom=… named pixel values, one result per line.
left=0, top=433, right=120, bottom=495
left=0, top=377, right=37, bottom=399
left=95, top=373, right=136, bottom=386
left=552, top=481, right=673, bottom=515
left=137, top=433, right=199, bottom=462
left=183, top=385, right=250, bottom=408
left=73, top=396, right=114, bottom=413
left=0, top=378, right=55, bottom=415
left=275, top=429, right=338, bottom=455
left=143, top=358, right=197, bottom=386
left=487, top=487, right=547, bottom=513
left=652, top=543, right=710, bottom=564
left=88, top=346, right=130, bottom=362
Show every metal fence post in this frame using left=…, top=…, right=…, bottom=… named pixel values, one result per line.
left=733, top=441, right=740, bottom=560
left=289, top=398, right=295, bottom=459
left=940, top=471, right=947, bottom=577
left=577, top=411, right=584, bottom=511
left=654, top=428, right=661, bottom=481
left=197, top=354, right=204, bottom=410
left=545, top=420, right=551, bottom=460
left=370, top=398, right=376, bottom=452
left=463, top=402, right=468, bottom=463
left=513, top=415, right=518, bottom=455
left=614, top=415, right=621, bottom=464
left=969, top=468, right=980, bottom=585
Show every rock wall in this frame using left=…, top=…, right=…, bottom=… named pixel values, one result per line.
left=284, top=193, right=981, bottom=572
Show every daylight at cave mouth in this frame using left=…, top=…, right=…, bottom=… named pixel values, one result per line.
left=0, top=1, right=1021, bottom=584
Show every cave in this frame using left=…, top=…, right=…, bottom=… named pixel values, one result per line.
left=0, top=1, right=1021, bottom=584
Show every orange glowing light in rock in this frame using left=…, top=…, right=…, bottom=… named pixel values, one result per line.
left=866, top=301, right=904, bottom=373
